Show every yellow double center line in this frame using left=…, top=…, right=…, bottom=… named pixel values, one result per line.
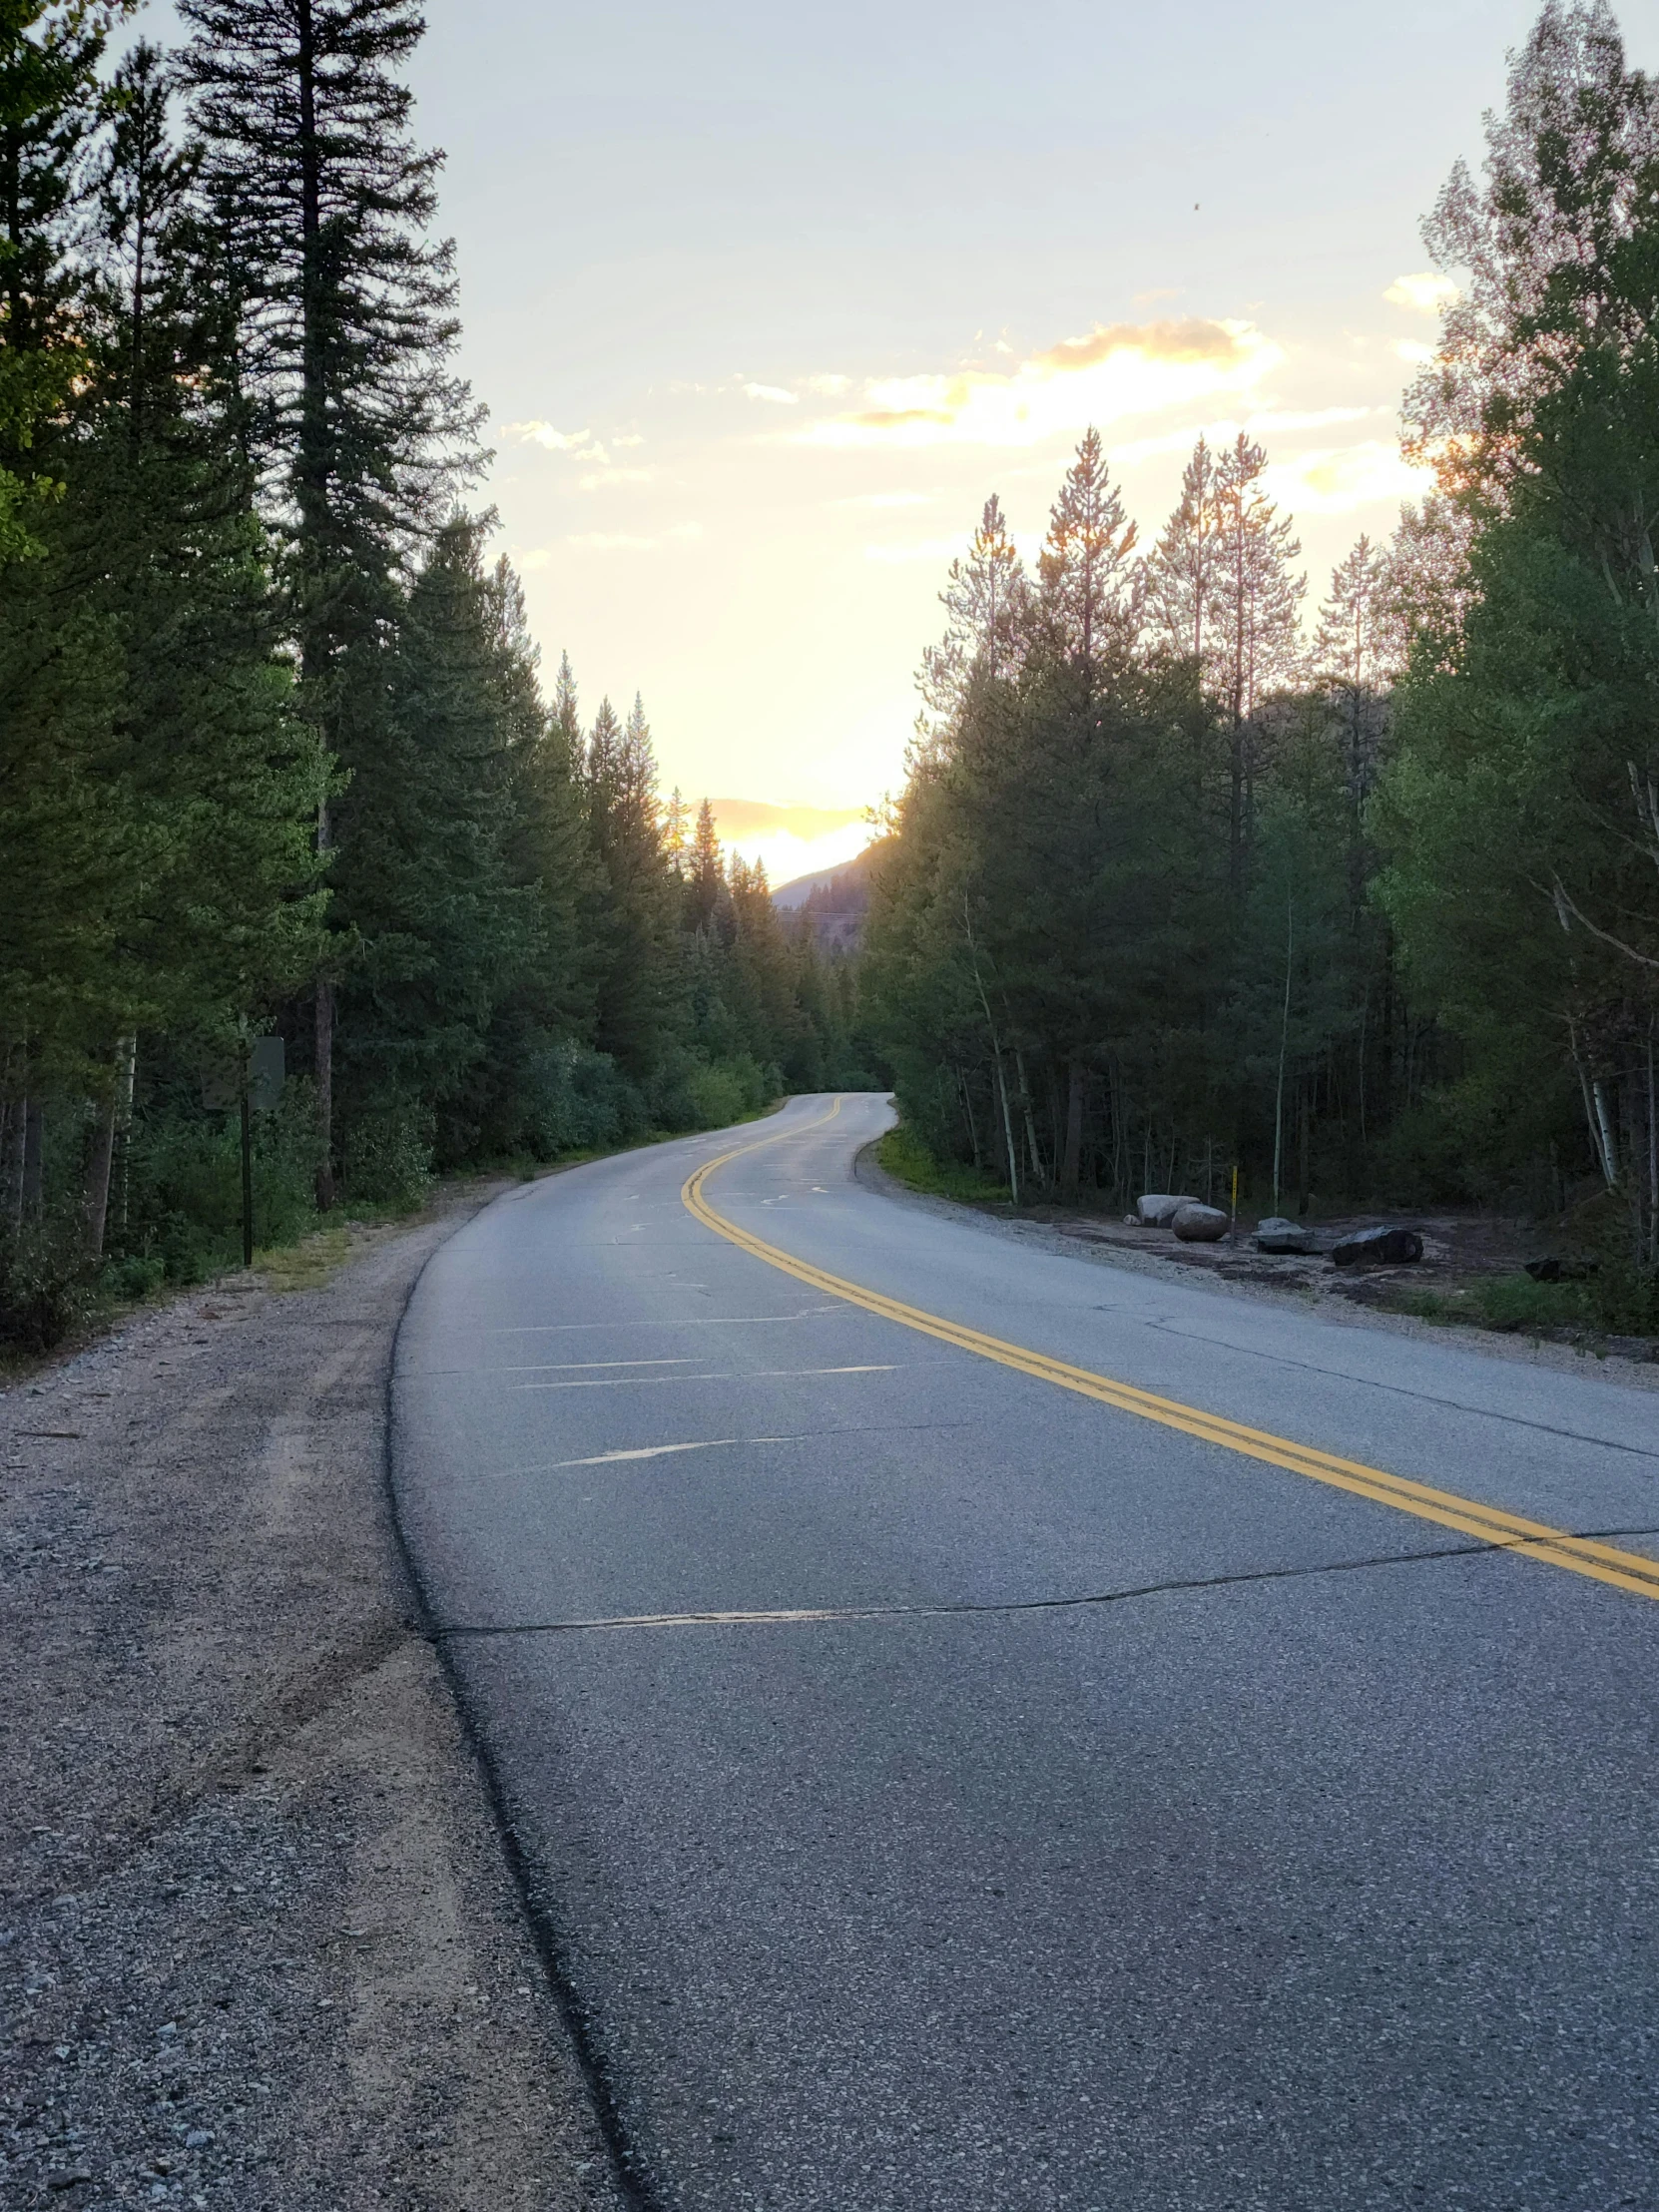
left=684, top=1099, right=1659, bottom=1606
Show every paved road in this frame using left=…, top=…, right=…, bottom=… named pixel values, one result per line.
left=393, top=1094, right=1659, bottom=2211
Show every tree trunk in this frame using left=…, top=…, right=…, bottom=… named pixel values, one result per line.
left=1059, top=1060, right=1085, bottom=1202
left=113, top=1035, right=137, bottom=1239
left=315, top=976, right=335, bottom=1210
left=1015, top=1050, right=1044, bottom=1189
left=22, top=1099, right=44, bottom=1223
left=1, top=1077, right=24, bottom=1235
left=993, top=1053, right=1020, bottom=1209
left=82, top=1086, right=118, bottom=1263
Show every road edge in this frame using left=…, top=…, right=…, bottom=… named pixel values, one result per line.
left=851, top=1139, right=1659, bottom=1394
left=381, top=1168, right=669, bottom=2212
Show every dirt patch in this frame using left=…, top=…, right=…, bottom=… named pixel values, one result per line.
left=0, top=1193, right=624, bottom=2210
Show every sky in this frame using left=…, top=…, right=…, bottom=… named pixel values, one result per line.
left=169, top=1, right=1659, bottom=885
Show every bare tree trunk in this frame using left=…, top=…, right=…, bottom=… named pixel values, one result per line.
left=82, top=1085, right=118, bottom=1263
left=1, top=1060, right=24, bottom=1235
left=315, top=975, right=335, bottom=1210
left=957, top=1068, right=982, bottom=1170
left=1015, top=1050, right=1044, bottom=1189
left=1646, top=1026, right=1657, bottom=1269
left=1059, top=1060, right=1085, bottom=1202
left=993, top=1052, right=1020, bottom=1208
left=1272, top=896, right=1293, bottom=1207
left=113, top=1035, right=137, bottom=1239
left=1593, top=1078, right=1619, bottom=1190
left=22, top=1099, right=44, bottom=1224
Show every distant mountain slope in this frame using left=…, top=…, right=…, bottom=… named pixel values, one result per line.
left=773, top=837, right=891, bottom=949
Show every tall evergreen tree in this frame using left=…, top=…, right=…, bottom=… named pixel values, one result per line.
left=178, top=0, right=483, bottom=1201
left=1210, top=433, right=1304, bottom=895
left=1036, top=426, right=1138, bottom=678
left=1145, top=433, right=1221, bottom=666
left=918, top=491, right=1029, bottom=729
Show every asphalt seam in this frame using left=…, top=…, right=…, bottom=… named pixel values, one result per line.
left=426, top=1534, right=1542, bottom=1638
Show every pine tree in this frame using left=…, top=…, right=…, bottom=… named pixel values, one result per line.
left=0, top=0, right=111, bottom=555
left=178, top=0, right=484, bottom=1201
left=1145, top=434, right=1222, bottom=666
left=1315, top=536, right=1394, bottom=811
left=687, top=797, right=724, bottom=933
left=918, top=492, right=1029, bottom=729
left=1211, top=432, right=1304, bottom=895
left=584, top=694, right=680, bottom=1085
left=1404, top=1, right=1659, bottom=508
left=1036, top=427, right=1138, bottom=678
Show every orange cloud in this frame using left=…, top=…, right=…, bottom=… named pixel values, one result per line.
left=808, top=318, right=1282, bottom=450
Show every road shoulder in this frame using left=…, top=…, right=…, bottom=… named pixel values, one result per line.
left=852, top=1140, right=1659, bottom=1395
left=1, top=1187, right=626, bottom=2211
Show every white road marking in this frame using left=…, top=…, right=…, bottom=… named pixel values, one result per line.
left=489, top=1309, right=843, bottom=1335
left=494, top=1359, right=697, bottom=1374
left=512, top=1364, right=901, bottom=1392
left=548, top=1439, right=742, bottom=1467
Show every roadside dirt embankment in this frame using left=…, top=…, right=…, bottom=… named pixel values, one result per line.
left=1, top=1196, right=622, bottom=2211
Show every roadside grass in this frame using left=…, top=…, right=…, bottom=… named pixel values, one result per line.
left=1386, top=1273, right=1592, bottom=1333
left=877, top=1123, right=1011, bottom=1205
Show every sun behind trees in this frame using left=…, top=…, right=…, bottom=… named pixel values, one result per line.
left=863, top=0, right=1659, bottom=1325
left=0, top=0, right=869, bottom=1350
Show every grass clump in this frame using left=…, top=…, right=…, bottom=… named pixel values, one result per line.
left=1390, top=1273, right=1592, bottom=1333
left=877, top=1123, right=1011, bottom=1205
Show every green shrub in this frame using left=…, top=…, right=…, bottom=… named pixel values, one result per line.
left=0, top=1227, right=94, bottom=1353
left=877, top=1122, right=1009, bottom=1203
left=117, top=1083, right=322, bottom=1281
left=341, top=1102, right=433, bottom=1208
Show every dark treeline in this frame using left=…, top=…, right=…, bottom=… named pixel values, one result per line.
left=0, top=0, right=865, bottom=1346
left=863, top=0, right=1659, bottom=1323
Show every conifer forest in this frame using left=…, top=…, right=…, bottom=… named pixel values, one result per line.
left=861, top=3, right=1659, bottom=1334
left=3, top=0, right=1658, bottom=1349
left=0, top=0, right=868, bottom=1347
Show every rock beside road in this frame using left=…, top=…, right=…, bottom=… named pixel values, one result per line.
left=1136, top=1192, right=1201, bottom=1226
left=1172, top=1203, right=1229, bottom=1243
left=1255, top=1216, right=1317, bottom=1255
left=1332, top=1224, right=1424, bottom=1268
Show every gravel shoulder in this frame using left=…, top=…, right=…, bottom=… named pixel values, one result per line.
left=1, top=1187, right=627, bottom=2211
left=853, top=1143, right=1659, bottom=1394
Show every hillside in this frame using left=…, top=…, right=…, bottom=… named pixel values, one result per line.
left=772, top=837, right=890, bottom=948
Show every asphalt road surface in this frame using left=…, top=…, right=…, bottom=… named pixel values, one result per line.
left=393, top=1093, right=1659, bottom=2212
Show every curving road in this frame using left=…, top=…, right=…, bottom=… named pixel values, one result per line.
left=393, top=1093, right=1659, bottom=2211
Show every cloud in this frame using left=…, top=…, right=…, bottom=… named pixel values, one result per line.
left=612, top=432, right=647, bottom=449
left=1385, top=272, right=1459, bottom=315
left=564, top=522, right=705, bottom=552
left=743, top=382, right=800, bottom=405
left=577, top=466, right=656, bottom=491
left=835, top=490, right=934, bottom=510
left=1262, top=441, right=1432, bottom=516
left=1392, top=338, right=1435, bottom=366
left=707, top=798, right=867, bottom=838
left=863, top=537, right=970, bottom=565
left=807, top=317, right=1282, bottom=450
left=804, top=373, right=852, bottom=396
left=506, top=420, right=603, bottom=457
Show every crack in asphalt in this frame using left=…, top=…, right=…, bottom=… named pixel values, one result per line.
left=427, top=1533, right=1575, bottom=1639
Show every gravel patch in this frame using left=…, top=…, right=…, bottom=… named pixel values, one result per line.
left=1, top=1194, right=627, bottom=2210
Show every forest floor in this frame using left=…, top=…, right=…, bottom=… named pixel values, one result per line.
left=861, top=1142, right=1659, bottom=1382
left=0, top=1183, right=627, bottom=2211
